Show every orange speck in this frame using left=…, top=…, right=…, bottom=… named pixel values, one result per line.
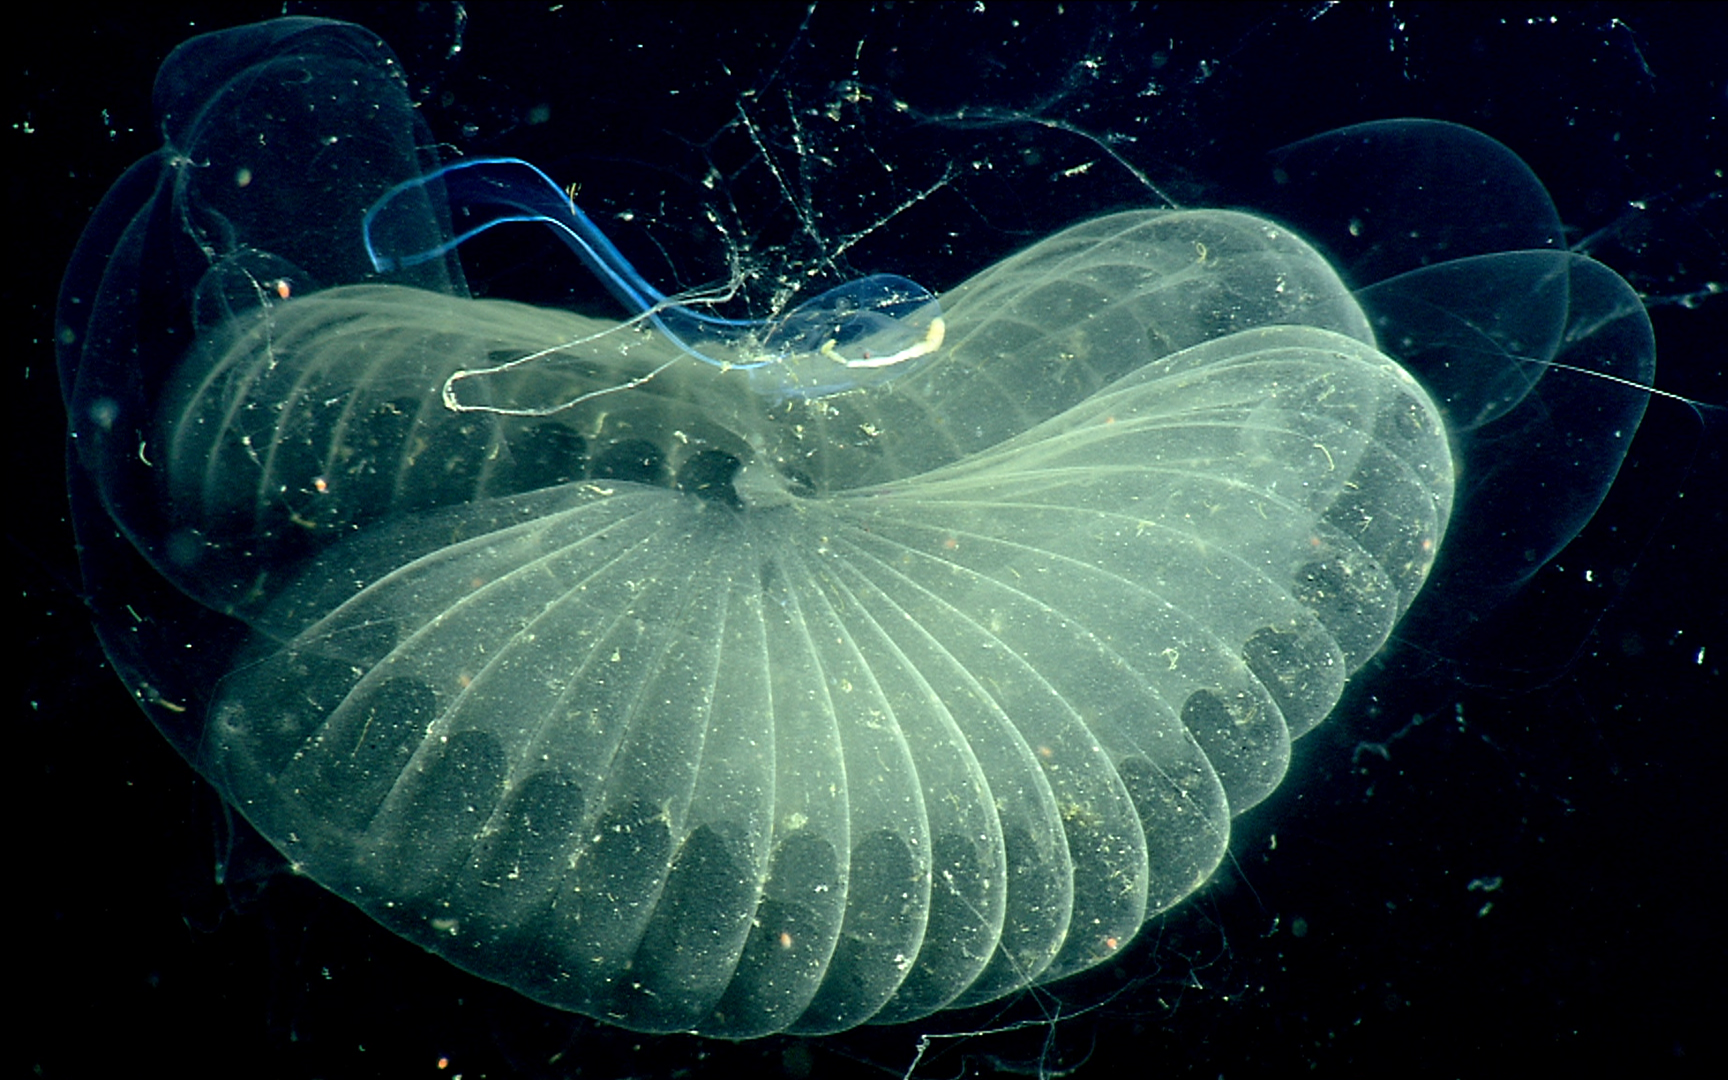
left=1037, top=745, right=1054, bottom=760
left=274, top=279, right=293, bottom=300
left=779, top=931, right=794, bottom=949
left=1105, top=936, right=1120, bottom=950
left=312, top=476, right=329, bottom=494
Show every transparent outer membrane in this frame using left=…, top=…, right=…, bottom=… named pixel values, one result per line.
left=53, top=9, right=1658, bottom=1046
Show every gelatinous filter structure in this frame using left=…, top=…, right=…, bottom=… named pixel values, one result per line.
left=38, top=6, right=1708, bottom=1077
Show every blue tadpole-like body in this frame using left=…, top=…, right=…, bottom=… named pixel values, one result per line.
left=364, top=157, right=945, bottom=400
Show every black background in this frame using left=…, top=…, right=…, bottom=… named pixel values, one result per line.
left=12, top=4, right=1724, bottom=1077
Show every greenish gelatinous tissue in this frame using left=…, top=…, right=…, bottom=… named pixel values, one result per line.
left=56, top=16, right=1650, bottom=1038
